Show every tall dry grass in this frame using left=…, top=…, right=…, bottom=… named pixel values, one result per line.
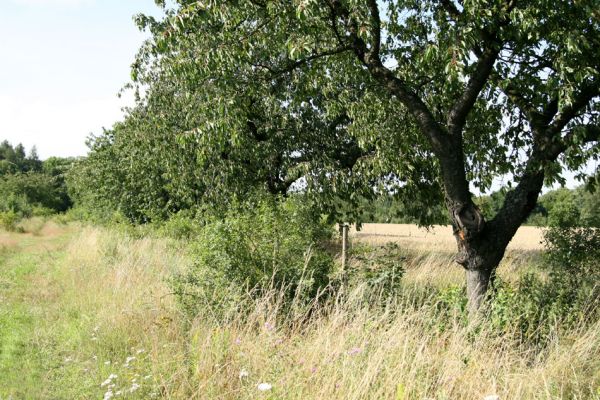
left=32, top=225, right=600, bottom=399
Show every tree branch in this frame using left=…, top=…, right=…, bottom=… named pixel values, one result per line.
left=447, top=46, right=500, bottom=135
left=251, top=45, right=352, bottom=76
left=326, top=0, right=448, bottom=153
left=546, top=81, right=600, bottom=137
left=366, top=0, right=381, bottom=62
left=440, top=0, right=461, bottom=21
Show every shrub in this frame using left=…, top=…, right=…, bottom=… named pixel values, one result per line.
left=170, top=196, right=334, bottom=319
left=0, top=210, right=22, bottom=232
left=487, top=226, right=600, bottom=343
left=346, top=242, right=406, bottom=299
left=156, top=210, right=200, bottom=239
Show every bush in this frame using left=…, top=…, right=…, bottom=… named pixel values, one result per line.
left=0, top=210, right=21, bottom=232
left=346, top=242, right=406, bottom=299
left=486, top=226, right=600, bottom=343
left=170, top=196, right=334, bottom=319
left=156, top=210, right=200, bottom=239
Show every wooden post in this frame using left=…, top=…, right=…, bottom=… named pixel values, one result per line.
left=341, top=223, right=349, bottom=272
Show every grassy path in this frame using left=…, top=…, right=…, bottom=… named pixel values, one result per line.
left=0, top=225, right=75, bottom=398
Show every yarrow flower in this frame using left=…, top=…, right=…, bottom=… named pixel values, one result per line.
left=239, top=369, right=249, bottom=379
left=130, top=383, right=141, bottom=393
left=257, top=382, right=272, bottom=391
left=101, top=373, right=118, bottom=387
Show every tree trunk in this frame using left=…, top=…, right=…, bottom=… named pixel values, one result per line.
left=447, top=170, right=545, bottom=315
left=466, top=268, right=493, bottom=315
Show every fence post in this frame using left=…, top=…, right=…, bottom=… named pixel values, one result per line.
left=341, top=223, right=349, bottom=271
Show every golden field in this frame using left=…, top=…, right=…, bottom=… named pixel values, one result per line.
left=350, top=223, right=545, bottom=251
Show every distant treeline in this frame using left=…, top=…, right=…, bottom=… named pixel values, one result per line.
left=361, top=185, right=600, bottom=228
left=0, top=141, right=73, bottom=228
left=0, top=138, right=598, bottom=229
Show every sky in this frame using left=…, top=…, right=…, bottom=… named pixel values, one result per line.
left=0, top=0, right=164, bottom=159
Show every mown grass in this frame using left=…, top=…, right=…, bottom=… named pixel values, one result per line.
left=0, top=221, right=598, bottom=399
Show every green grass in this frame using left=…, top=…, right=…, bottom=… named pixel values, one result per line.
left=0, top=238, right=57, bottom=398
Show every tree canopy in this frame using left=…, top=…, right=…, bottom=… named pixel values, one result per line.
left=71, top=0, right=600, bottom=311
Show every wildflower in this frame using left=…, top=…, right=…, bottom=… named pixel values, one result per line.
left=101, top=378, right=112, bottom=387
left=104, top=361, right=111, bottom=365
left=103, top=390, right=113, bottom=400
left=64, top=356, right=73, bottom=363
left=483, top=396, right=500, bottom=400
left=92, top=355, right=98, bottom=360
left=239, top=369, right=250, bottom=379
left=130, top=383, right=141, bottom=393
left=234, top=337, right=242, bottom=345
left=143, top=375, right=152, bottom=380
left=136, top=349, right=145, bottom=354
left=264, top=322, right=274, bottom=331
left=347, top=347, right=362, bottom=356
left=257, top=383, right=272, bottom=391
left=124, top=356, right=136, bottom=366
left=310, top=366, right=317, bottom=374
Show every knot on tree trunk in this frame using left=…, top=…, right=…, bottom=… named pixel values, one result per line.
left=453, top=203, right=485, bottom=241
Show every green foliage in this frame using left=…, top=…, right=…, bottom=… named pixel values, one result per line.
left=0, top=141, right=73, bottom=230
left=0, top=172, right=71, bottom=214
left=346, top=243, right=406, bottom=298
left=0, top=210, right=22, bottom=232
left=487, top=226, right=600, bottom=343
left=0, top=140, right=41, bottom=175
left=156, top=210, right=201, bottom=239
left=170, top=196, right=334, bottom=319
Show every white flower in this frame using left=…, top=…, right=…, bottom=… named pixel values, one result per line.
left=130, top=383, right=141, bottom=392
left=143, top=375, right=152, bottom=380
left=483, top=396, right=500, bottom=400
left=136, top=349, right=145, bottom=354
left=101, top=379, right=112, bottom=387
left=103, top=390, right=113, bottom=400
left=104, top=361, right=111, bottom=365
left=108, top=374, right=118, bottom=380
left=125, top=356, right=136, bottom=363
left=64, top=356, right=73, bottom=363
left=257, top=383, right=272, bottom=391
left=239, top=369, right=249, bottom=379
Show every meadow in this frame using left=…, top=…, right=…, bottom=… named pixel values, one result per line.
left=0, top=219, right=598, bottom=399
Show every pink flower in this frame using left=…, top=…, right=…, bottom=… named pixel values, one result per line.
left=347, top=347, right=362, bottom=356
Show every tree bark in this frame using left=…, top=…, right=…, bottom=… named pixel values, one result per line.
left=466, top=268, right=493, bottom=315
